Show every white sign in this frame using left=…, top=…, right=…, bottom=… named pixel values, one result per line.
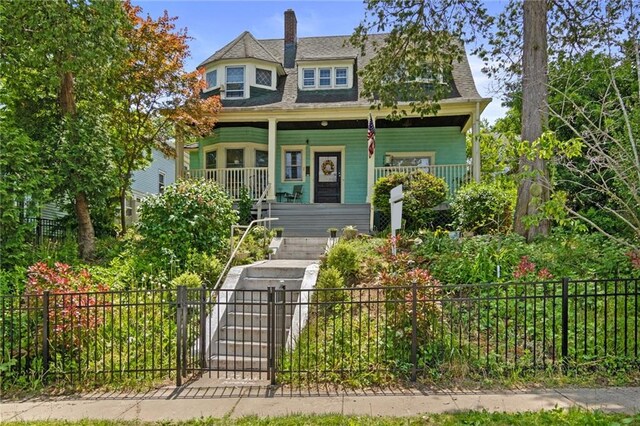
left=389, top=184, right=403, bottom=256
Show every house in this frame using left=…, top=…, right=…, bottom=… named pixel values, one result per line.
left=178, top=9, right=490, bottom=233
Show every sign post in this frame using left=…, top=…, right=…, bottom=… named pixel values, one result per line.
left=389, top=184, right=403, bottom=256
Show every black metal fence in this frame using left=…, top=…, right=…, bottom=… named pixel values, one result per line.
left=2, top=278, right=638, bottom=391
left=23, top=217, right=68, bottom=242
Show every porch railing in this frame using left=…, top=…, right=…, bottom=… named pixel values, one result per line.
left=186, top=167, right=269, bottom=200
left=374, top=164, right=471, bottom=198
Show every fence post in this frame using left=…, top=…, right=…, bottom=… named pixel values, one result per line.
left=267, top=286, right=275, bottom=385
left=561, top=277, right=569, bottom=373
left=42, top=291, right=50, bottom=379
left=176, top=286, right=186, bottom=386
left=410, top=281, right=418, bottom=382
left=276, top=285, right=287, bottom=385
left=199, top=285, right=207, bottom=371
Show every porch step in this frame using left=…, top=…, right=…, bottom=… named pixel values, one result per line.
left=270, top=203, right=370, bottom=236
left=240, top=277, right=302, bottom=290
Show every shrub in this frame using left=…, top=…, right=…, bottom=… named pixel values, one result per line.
left=237, top=186, right=253, bottom=225
left=184, top=250, right=223, bottom=286
left=26, top=262, right=110, bottom=350
left=315, top=266, right=347, bottom=304
left=325, top=242, right=360, bottom=284
left=373, top=170, right=447, bottom=230
left=170, top=272, right=203, bottom=289
left=137, top=179, right=237, bottom=266
left=451, top=180, right=516, bottom=235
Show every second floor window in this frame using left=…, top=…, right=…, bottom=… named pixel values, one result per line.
left=303, top=69, right=315, bottom=88
left=335, top=67, right=347, bottom=86
left=319, top=68, right=331, bottom=87
left=205, top=70, right=217, bottom=89
left=205, top=150, right=217, bottom=169
left=158, top=172, right=165, bottom=194
left=255, top=68, right=272, bottom=86
left=226, top=66, right=245, bottom=98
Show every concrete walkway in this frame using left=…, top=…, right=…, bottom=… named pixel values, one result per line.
left=2, top=384, right=639, bottom=422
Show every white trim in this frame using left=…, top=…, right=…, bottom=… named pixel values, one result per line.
left=280, top=145, right=306, bottom=183
left=298, top=64, right=354, bottom=90
left=310, top=146, right=346, bottom=204
left=385, top=151, right=436, bottom=166
left=204, top=142, right=268, bottom=171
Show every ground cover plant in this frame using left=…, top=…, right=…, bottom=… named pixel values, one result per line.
left=281, top=231, right=640, bottom=388
left=3, top=408, right=640, bottom=425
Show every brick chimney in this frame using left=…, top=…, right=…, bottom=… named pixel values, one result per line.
left=284, top=9, right=297, bottom=68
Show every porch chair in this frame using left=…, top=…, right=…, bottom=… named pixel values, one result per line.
left=284, top=185, right=303, bottom=203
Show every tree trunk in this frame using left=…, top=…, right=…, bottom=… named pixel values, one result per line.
left=119, top=185, right=128, bottom=235
left=60, top=70, right=96, bottom=259
left=75, top=191, right=95, bottom=260
left=513, top=0, right=550, bottom=241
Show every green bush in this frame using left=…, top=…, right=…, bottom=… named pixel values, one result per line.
left=137, top=179, right=237, bottom=266
left=237, top=186, right=253, bottom=225
left=185, top=250, right=223, bottom=286
left=451, top=181, right=516, bottom=234
left=325, top=242, right=360, bottom=284
left=373, top=170, right=447, bottom=230
left=170, top=271, right=203, bottom=289
left=315, top=266, right=347, bottom=304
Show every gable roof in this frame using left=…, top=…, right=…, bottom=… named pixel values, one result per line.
left=198, top=31, right=280, bottom=67
left=199, top=32, right=485, bottom=110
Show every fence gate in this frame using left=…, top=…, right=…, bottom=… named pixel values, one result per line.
left=175, top=286, right=289, bottom=386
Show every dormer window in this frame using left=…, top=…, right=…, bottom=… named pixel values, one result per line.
left=303, top=69, right=315, bottom=88
left=299, top=65, right=353, bottom=89
left=319, top=68, right=331, bottom=87
left=335, top=67, right=347, bottom=86
left=225, top=66, right=245, bottom=98
left=205, top=70, right=217, bottom=89
left=255, top=68, right=272, bottom=86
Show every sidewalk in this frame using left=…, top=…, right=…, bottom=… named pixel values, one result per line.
left=2, top=381, right=639, bottom=422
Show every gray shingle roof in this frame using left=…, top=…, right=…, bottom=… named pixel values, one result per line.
left=198, top=31, right=280, bottom=67
left=200, top=32, right=483, bottom=110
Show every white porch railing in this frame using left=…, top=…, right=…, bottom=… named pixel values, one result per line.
left=186, top=167, right=269, bottom=200
left=374, top=164, right=471, bottom=198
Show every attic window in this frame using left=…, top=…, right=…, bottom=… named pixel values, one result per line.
left=225, top=66, right=245, bottom=98
left=303, top=69, right=315, bottom=87
left=300, top=66, right=351, bottom=89
left=256, top=68, right=272, bottom=86
left=206, top=70, right=217, bottom=89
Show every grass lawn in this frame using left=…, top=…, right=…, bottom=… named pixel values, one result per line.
left=3, top=409, right=640, bottom=425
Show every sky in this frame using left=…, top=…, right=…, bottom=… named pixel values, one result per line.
left=134, top=0, right=508, bottom=123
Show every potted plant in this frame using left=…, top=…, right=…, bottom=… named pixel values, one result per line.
left=327, top=227, right=338, bottom=238
left=274, top=227, right=284, bottom=238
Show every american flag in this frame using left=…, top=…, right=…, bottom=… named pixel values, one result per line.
left=367, top=113, right=375, bottom=158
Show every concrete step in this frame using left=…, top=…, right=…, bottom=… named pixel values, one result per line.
left=225, top=311, right=293, bottom=327
left=239, top=277, right=302, bottom=290
left=208, top=355, right=267, bottom=371
left=214, top=339, right=281, bottom=358
left=245, top=260, right=315, bottom=278
left=219, top=325, right=269, bottom=341
left=231, top=291, right=300, bottom=304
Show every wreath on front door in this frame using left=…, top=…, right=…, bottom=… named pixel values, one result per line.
left=321, top=159, right=335, bottom=176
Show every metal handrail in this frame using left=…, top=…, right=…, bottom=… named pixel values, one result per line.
left=214, top=217, right=279, bottom=290
left=254, top=183, right=271, bottom=220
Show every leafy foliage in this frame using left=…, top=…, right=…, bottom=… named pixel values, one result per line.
left=451, top=181, right=516, bottom=234
left=373, top=170, right=447, bottom=230
left=137, top=179, right=237, bottom=267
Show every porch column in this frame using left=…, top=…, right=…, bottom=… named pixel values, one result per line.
left=175, top=126, right=184, bottom=181
left=472, top=102, right=481, bottom=183
left=268, top=117, right=277, bottom=200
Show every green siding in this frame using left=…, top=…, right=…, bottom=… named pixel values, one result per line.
left=190, top=125, right=466, bottom=203
left=277, top=129, right=368, bottom=204
left=375, top=126, right=466, bottom=165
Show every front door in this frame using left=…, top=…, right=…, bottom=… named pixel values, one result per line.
left=314, top=152, right=341, bottom=203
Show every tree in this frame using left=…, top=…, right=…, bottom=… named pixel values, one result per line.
left=112, top=3, right=222, bottom=233
left=350, top=0, right=492, bottom=118
left=353, top=0, right=637, bottom=241
left=1, top=0, right=129, bottom=259
left=512, top=0, right=549, bottom=240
